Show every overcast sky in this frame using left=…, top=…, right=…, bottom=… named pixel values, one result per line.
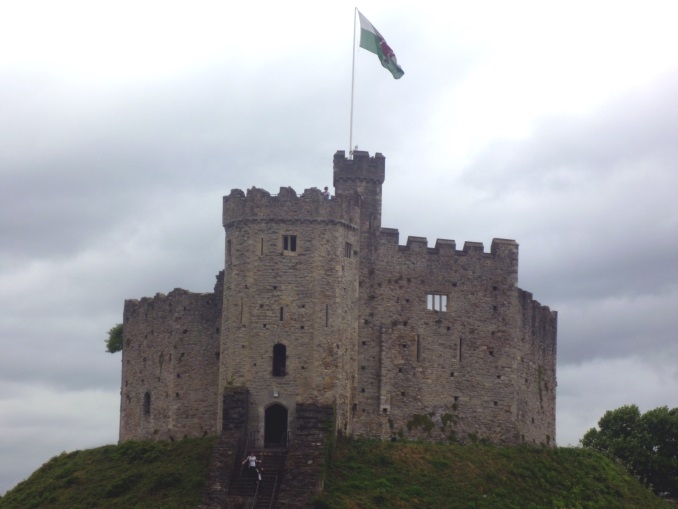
left=2, top=0, right=678, bottom=495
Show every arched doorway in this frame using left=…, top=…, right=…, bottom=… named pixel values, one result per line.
left=264, top=403, right=288, bottom=448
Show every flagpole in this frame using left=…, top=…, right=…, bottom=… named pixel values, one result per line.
left=349, top=7, right=358, bottom=158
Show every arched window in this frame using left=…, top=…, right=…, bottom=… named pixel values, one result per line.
left=143, top=391, right=151, bottom=416
left=272, top=344, right=286, bottom=377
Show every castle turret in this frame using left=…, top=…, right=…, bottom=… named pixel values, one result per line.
left=219, top=185, right=362, bottom=442
left=333, top=150, right=385, bottom=234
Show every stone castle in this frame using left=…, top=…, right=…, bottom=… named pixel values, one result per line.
left=119, top=150, right=557, bottom=450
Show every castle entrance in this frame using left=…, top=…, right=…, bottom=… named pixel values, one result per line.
left=264, top=403, right=288, bottom=448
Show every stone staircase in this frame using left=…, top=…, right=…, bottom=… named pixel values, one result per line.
left=229, top=449, right=287, bottom=509
left=253, top=449, right=287, bottom=509
left=199, top=398, right=334, bottom=509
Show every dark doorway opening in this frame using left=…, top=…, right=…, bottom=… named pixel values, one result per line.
left=264, top=403, right=288, bottom=448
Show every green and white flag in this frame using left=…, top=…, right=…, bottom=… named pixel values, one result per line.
left=358, top=10, right=404, bottom=79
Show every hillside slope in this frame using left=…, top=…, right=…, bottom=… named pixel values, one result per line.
left=0, top=438, right=214, bottom=509
left=0, top=437, right=670, bottom=509
left=314, top=439, right=671, bottom=509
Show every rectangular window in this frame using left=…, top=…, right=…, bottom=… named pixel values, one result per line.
left=283, top=235, right=297, bottom=252
left=426, top=293, right=448, bottom=312
left=416, top=334, right=421, bottom=362
left=345, top=242, right=352, bottom=258
left=226, top=239, right=232, bottom=258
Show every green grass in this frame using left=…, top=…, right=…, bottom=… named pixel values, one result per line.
left=313, top=439, right=672, bottom=509
left=0, top=437, right=214, bottom=509
left=1, top=436, right=672, bottom=509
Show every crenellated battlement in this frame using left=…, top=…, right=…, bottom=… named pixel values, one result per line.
left=379, top=228, right=518, bottom=259
left=222, top=185, right=361, bottom=228
left=333, top=150, right=385, bottom=186
left=124, top=288, right=215, bottom=313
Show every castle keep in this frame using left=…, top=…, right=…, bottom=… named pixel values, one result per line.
left=119, top=150, right=557, bottom=450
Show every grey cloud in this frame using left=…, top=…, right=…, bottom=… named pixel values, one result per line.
left=0, top=384, right=118, bottom=493
left=0, top=63, right=354, bottom=265
left=462, top=68, right=678, bottom=194
left=555, top=290, right=678, bottom=365
left=557, top=358, right=678, bottom=445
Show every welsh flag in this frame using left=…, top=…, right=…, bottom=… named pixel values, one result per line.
left=358, top=10, right=404, bottom=79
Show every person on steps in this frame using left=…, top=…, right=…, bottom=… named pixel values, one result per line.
left=242, top=451, right=261, bottom=481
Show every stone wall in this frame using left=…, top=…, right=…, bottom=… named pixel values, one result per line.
left=119, top=275, right=222, bottom=442
left=201, top=387, right=249, bottom=509
left=276, top=404, right=334, bottom=509
left=515, top=289, right=558, bottom=444
left=350, top=225, right=556, bottom=445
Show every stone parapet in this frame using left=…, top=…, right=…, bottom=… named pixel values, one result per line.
left=333, top=150, right=385, bottom=185
left=223, top=186, right=360, bottom=229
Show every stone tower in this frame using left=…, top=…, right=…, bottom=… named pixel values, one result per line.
left=218, top=177, right=363, bottom=444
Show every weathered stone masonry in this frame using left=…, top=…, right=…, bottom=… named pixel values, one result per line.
left=119, top=150, right=557, bottom=448
left=119, top=280, right=223, bottom=442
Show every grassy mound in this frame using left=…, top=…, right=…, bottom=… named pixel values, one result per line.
left=0, top=437, right=214, bottom=509
left=313, top=439, right=670, bottom=509
left=1, top=437, right=671, bottom=509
